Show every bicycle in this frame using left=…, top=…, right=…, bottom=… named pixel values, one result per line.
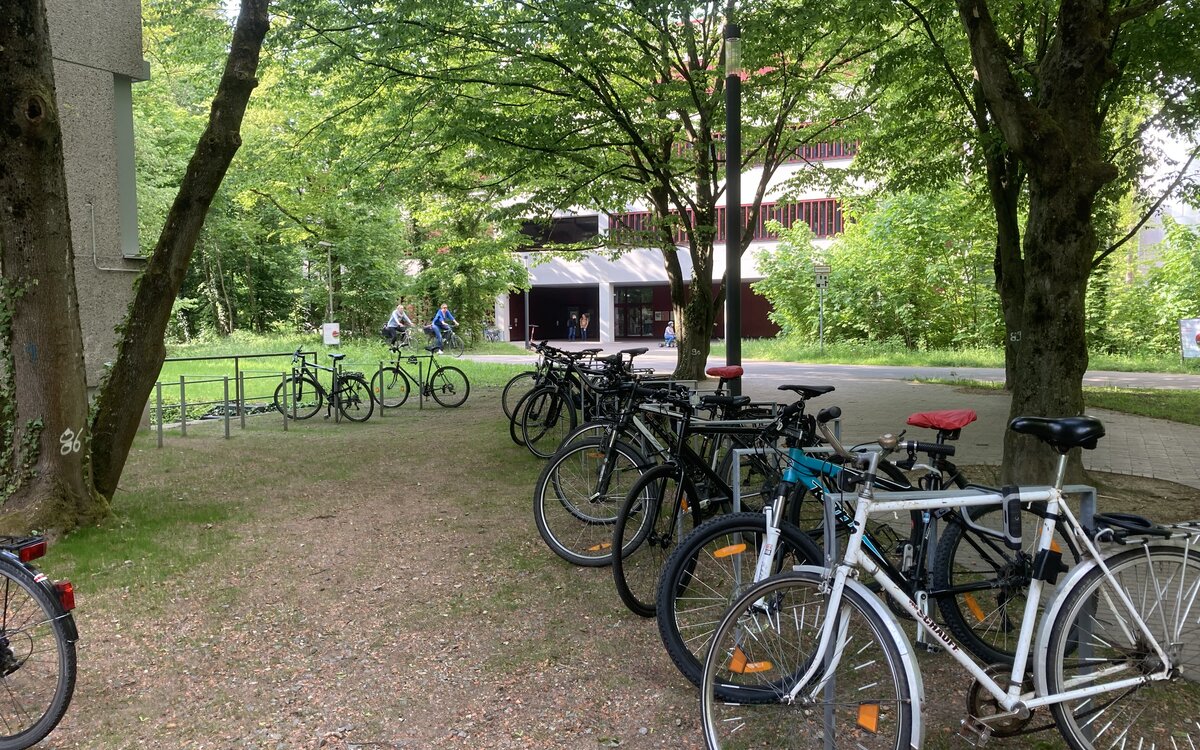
left=427, top=324, right=465, bottom=358
left=370, top=346, right=470, bottom=408
left=273, top=349, right=374, bottom=422
left=0, top=535, right=79, bottom=750
left=700, top=412, right=1200, bottom=750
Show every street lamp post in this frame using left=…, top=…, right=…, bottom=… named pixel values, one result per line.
left=317, top=240, right=335, bottom=323
left=724, top=1, right=742, bottom=395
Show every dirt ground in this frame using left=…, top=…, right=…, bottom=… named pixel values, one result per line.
left=42, top=390, right=1200, bottom=750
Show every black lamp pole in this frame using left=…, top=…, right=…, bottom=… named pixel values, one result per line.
left=724, top=3, right=742, bottom=395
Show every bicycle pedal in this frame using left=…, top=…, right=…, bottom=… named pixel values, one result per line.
left=957, top=716, right=992, bottom=747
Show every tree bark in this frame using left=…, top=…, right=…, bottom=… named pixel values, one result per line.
left=90, top=0, right=269, bottom=500
left=0, top=0, right=103, bottom=530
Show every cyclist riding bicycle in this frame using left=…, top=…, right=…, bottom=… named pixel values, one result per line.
left=381, top=302, right=415, bottom=347
left=427, top=303, right=458, bottom=353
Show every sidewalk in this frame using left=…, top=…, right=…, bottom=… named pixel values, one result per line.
left=480, top=340, right=1200, bottom=489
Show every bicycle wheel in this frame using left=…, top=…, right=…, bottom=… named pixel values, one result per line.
left=370, top=367, right=411, bottom=408
left=429, top=366, right=469, bottom=407
left=273, top=374, right=323, bottom=420
left=657, top=511, right=823, bottom=690
left=611, top=465, right=701, bottom=617
left=447, top=332, right=465, bottom=358
left=337, top=375, right=374, bottom=422
left=0, top=559, right=77, bottom=750
left=532, top=438, right=650, bottom=566
left=501, top=371, right=540, bottom=419
left=1046, top=544, right=1200, bottom=750
left=508, top=387, right=541, bottom=446
left=701, top=569, right=914, bottom=750
left=932, top=504, right=1077, bottom=664
left=521, top=388, right=578, bottom=459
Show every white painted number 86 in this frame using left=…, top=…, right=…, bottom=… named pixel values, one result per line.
left=59, top=428, right=82, bottom=455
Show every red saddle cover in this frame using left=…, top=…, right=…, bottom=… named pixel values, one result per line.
left=907, top=409, right=978, bottom=431
left=706, top=366, right=743, bottom=379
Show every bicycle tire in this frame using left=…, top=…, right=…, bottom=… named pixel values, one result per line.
left=273, top=374, right=323, bottom=420
left=656, top=511, right=823, bottom=691
left=521, top=388, right=578, bottom=459
left=371, top=367, right=411, bottom=408
left=429, top=366, right=469, bottom=407
left=447, top=332, right=465, bottom=358
left=611, top=464, right=701, bottom=617
left=508, top=387, right=540, bottom=446
left=700, top=569, right=913, bottom=750
left=337, top=374, right=374, bottom=422
left=501, top=371, right=540, bottom=419
left=931, top=503, right=1076, bottom=664
left=0, top=558, right=76, bottom=750
left=532, top=438, right=650, bottom=566
left=1046, top=545, right=1200, bottom=750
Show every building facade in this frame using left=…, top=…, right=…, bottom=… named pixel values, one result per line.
left=46, top=0, right=148, bottom=385
left=497, top=141, right=853, bottom=344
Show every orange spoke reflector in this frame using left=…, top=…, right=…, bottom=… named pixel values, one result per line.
left=857, top=703, right=880, bottom=733
left=714, top=543, right=748, bottom=559
left=681, top=496, right=690, bottom=511
left=728, top=647, right=772, bottom=674
left=586, top=452, right=605, bottom=459
left=965, top=593, right=987, bottom=623
left=1050, top=539, right=1062, bottom=553
left=587, top=542, right=612, bottom=552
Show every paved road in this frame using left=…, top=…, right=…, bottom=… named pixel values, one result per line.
left=473, top=343, right=1200, bottom=489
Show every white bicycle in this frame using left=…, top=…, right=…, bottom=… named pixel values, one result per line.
left=700, top=410, right=1200, bottom=750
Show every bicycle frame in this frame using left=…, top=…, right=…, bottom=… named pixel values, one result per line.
left=786, top=451, right=1175, bottom=725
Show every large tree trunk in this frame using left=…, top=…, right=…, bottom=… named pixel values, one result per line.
left=0, top=0, right=104, bottom=531
left=90, top=0, right=269, bottom=500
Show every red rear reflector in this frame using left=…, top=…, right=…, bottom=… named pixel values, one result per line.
left=54, top=581, right=75, bottom=611
left=17, top=540, right=46, bottom=562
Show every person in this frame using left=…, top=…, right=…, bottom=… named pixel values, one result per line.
left=663, top=320, right=676, bottom=348
left=381, top=302, right=414, bottom=347
left=428, top=303, right=458, bottom=353
left=579, top=312, right=589, bottom=341
left=567, top=312, right=578, bottom=341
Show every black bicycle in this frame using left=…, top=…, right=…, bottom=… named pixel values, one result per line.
left=272, top=349, right=375, bottom=422
left=0, top=535, right=78, bottom=750
left=371, top=346, right=470, bottom=408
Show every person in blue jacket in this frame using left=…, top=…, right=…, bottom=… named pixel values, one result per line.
left=428, top=303, right=458, bottom=353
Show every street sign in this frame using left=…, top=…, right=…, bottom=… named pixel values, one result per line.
left=814, top=264, right=830, bottom=289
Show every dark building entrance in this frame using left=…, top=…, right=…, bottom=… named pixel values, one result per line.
left=508, top=285, right=600, bottom=343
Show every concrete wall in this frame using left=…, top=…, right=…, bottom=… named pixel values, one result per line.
left=45, top=0, right=149, bottom=386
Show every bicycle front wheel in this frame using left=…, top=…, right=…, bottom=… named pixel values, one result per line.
left=521, top=388, right=578, bottom=459
left=337, top=375, right=374, bottom=422
left=371, top=367, right=410, bottom=408
left=1046, top=544, right=1200, bottom=750
left=701, top=570, right=914, bottom=750
left=501, top=371, right=539, bottom=419
left=429, top=366, right=469, bottom=407
left=0, top=559, right=77, bottom=750
left=611, top=465, right=701, bottom=617
left=657, top=512, right=823, bottom=691
left=447, top=332, right=465, bottom=358
left=532, top=438, right=649, bottom=567
left=273, top=374, right=323, bottom=420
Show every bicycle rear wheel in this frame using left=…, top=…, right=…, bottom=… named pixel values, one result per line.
left=701, top=570, right=913, bottom=750
left=611, top=465, right=700, bottom=617
left=1046, top=544, right=1200, bottom=750
left=371, top=367, right=410, bottom=408
left=532, top=438, right=650, bottom=566
left=0, top=558, right=76, bottom=750
left=273, top=374, right=323, bottom=420
left=429, top=366, right=469, bottom=407
left=337, top=375, right=374, bottom=422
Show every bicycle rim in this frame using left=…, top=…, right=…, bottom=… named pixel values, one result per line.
left=701, top=571, right=912, bottom=750
left=371, top=367, right=410, bottom=408
left=338, top=376, right=374, bottom=421
left=1047, top=544, right=1200, bottom=750
left=430, top=366, right=469, bottom=407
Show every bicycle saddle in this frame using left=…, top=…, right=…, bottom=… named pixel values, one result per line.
left=621, top=347, right=649, bottom=357
left=1008, top=416, right=1105, bottom=452
left=699, top=394, right=752, bottom=408
left=581, top=348, right=603, bottom=355
left=907, top=409, right=977, bottom=431
left=706, top=366, right=743, bottom=380
left=777, top=384, right=835, bottom=400
left=328, top=353, right=346, bottom=361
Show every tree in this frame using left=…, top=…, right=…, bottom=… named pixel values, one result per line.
left=285, top=0, right=896, bottom=379
left=954, top=0, right=1200, bottom=480
left=0, top=0, right=97, bottom=525
left=0, top=0, right=270, bottom=530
